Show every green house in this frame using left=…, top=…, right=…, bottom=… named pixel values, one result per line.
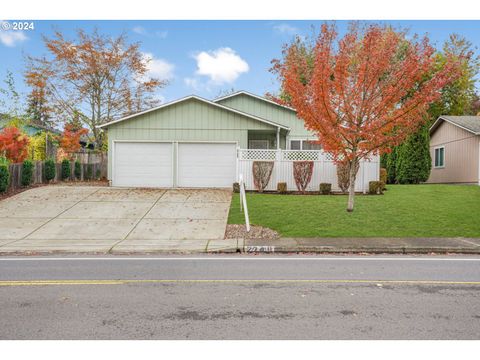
left=99, top=91, right=320, bottom=188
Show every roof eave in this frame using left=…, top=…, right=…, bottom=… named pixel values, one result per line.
left=97, top=95, right=290, bottom=131
left=430, top=116, right=480, bottom=136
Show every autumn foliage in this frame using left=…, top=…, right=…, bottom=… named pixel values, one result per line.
left=271, top=23, right=462, bottom=211
left=59, top=124, right=89, bottom=157
left=0, top=126, right=30, bottom=163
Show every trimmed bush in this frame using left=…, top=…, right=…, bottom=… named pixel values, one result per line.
left=319, top=183, right=332, bottom=195
left=21, top=160, right=34, bottom=187
left=61, top=159, right=71, bottom=180
left=232, top=182, right=240, bottom=193
left=44, top=158, right=56, bottom=182
left=337, top=160, right=360, bottom=194
left=252, top=161, right=274, bottom=192
left=95, top=168, right=101, bottom=180
left=293, top=161, right=314, bottom=194
left=74, top=161, right=81, bottom=180
left=0, top=158, right=9, bottom=193
left=86, top=164, right=93, bottom=180
left=369, top=181, right=384, bottom=195
left=277, top=182, right=287, bottom=194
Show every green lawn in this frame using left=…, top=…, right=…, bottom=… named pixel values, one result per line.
left=228, top=185, right=480, bottom=238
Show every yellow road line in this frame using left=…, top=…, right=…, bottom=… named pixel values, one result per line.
left=1, top=279, right=480, bottom=286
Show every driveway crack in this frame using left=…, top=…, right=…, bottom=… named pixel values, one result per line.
left=107, top=190, right=167, bottom=253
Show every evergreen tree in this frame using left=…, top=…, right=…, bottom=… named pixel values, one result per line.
left=395, top=125, right=431, bottom=184
left=385, top=147, right=398, bottom=184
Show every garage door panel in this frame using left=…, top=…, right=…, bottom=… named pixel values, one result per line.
left=114, top=142, right=173, bottom=187
left=178, top=143, right=236, bottom=188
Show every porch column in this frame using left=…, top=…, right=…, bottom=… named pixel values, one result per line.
left=276, top=127, right=280, bottom=150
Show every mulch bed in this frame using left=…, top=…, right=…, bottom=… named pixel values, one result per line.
left=225, top=224, right=280, bottom=240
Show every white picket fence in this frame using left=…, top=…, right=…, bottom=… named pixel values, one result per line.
left=237, top=149, right=380, bottom=193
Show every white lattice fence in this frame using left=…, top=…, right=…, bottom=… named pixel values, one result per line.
left=237, top=149, right=379, bottom=193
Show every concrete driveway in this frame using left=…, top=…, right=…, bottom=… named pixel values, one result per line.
left=0, top=186, right=236, bottom=253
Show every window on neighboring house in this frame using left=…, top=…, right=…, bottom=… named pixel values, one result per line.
left=249, top=139, right=269, bottom=149
left=434, top=147, right=445, bottom=168
left=289, top=139, right=322, bottom=150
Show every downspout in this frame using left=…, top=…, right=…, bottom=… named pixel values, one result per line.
left=276, top=127, right=280, bottom=150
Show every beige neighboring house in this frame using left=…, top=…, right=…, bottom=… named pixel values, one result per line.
left=427, top=115, right=480, bottom=185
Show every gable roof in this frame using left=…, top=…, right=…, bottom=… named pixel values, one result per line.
left=430, top=115, right=480, bottom=135
left=97, top=95, right=290, bottom=130
left=213, top=90, right=296, bottom=112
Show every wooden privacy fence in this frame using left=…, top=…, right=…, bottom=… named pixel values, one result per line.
left=237, top=149, right=380, bottom=193
left=7, top=157, right=107, bottom=191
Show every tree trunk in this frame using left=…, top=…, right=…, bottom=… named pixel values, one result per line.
left=346, top=158, right=358, bottom=212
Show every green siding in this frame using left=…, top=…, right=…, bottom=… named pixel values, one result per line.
left=216, top=93, right=314, bottom=138
left=105, top=97, right=278, bottom=179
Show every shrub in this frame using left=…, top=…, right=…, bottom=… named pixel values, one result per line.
left=337, top=160, right=359, bottom=193
left=293, top=161, right=314, bottom=194
left=277, top=182, right=287, bottom=194
left=0, top=157, right=9, bottom=193
left=369, top=181, right=384, bottom=195
left=319, top=183, right=331, bottom=195
left=21, top=160, right=34, bottom=187
left=44, top=158, right=56, bottom=182
left=379, top=168, right=387, bottom=190
left=74, top=161, right=81, bottom=180
left=61, top=159, right=71, bottom=180
left=28, top=132, right=47, bottom=161
left=232, top=182, right=240, bottom=193
left=252, top=161, right=274, bottom=192
left=95, top=168, right=101, bottom=180
left=86, top=164, right=93, bottom=180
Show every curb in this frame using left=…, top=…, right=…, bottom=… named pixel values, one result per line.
left=242, top=246, right=480, bottom=254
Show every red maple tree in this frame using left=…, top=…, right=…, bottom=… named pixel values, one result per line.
left=271, top=23, right=462, bottom=211
left=59, top=124, right=89, bottom=158
left=0, top=126, right=30, bottom=163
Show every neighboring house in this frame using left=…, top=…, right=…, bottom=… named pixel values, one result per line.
left=99, top=91, right=378, bottom=189
left=427, top=115, right=480, bottom=185
left=0, top=114, right=60, bottom=136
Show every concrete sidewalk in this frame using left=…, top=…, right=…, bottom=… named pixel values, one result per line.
left=2, top=236, right=480, bottom=254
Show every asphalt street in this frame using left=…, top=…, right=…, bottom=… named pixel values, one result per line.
left=0, top=255, right=479, bottom=339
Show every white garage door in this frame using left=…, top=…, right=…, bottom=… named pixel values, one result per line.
left=113, top=142, right=173, bottom=187
left=178, top=143, right=236, bottom=188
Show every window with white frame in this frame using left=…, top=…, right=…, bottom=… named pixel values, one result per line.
left=434, top=146, right=445, bottom=168
left=248, top=139, right=269, bottom=149
left=289, top=139, right=322, bottom=150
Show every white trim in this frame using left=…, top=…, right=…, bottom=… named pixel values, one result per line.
left=430, top=116, right=480, bottom=136
left=112, top=140, right=174, bottom=187
left=213, top=90, right=297, bottom=112
left=433, top=145, right=445, bottom=169
left=97, top=95, right=290, bottom=131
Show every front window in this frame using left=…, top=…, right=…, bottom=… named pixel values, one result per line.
left=434, top=147, right=445, bottom=168
left=249, top=139, right=269, bottom=149
left=289, top=139, right=322, bottom=150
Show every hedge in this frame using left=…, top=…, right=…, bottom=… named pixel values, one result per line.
left=21, top=160, right=34, bottom=187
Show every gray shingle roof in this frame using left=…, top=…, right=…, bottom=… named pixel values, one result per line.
left=430, top=115, right=480, bottom=135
